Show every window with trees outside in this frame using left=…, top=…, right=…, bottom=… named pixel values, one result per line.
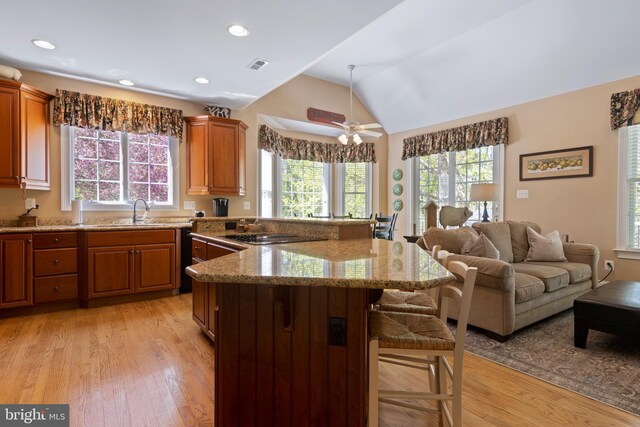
left=65, top=127, right=177, bottom=210
left=259, top=150, right=371, bottom=218
left=617, top=123, right=640, bottom=256
left=413, top=145, right=503, bottom=231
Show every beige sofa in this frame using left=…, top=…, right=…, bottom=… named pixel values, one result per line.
left=419, top=221, right=600, bottom=341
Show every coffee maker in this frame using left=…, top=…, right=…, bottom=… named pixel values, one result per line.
left=213, top=198, right=229, bottom=217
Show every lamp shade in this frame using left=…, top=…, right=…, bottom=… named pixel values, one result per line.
left=469, top=183, right=499, bottom=202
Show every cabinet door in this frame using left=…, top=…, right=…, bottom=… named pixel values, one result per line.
left=186, top=120, right=209, bottom=195
left=238, top=124, right=246, bottom=196
left=20, top=90, right=50, bottom=190
left=134, top=244, right=175, bottom=292
left=87, top=246, right=134, bottom=298
left=0, top=85, right=20, bottom=187
left=209, top=122, right=238, bottom=194
left=206, top=283, right=217, bottom=341
left=0, top=234, right=33, bottom=308
left=192, top=278, right=208, bottom=330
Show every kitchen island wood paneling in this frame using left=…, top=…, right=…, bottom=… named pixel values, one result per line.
left=186, top=239, right=453, bottom=427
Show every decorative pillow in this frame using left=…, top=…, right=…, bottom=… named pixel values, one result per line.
left=422, top=226, right=478, bottom=254
left=525, top=227, right=567, bottom=262
left=461, top=233, right=500, bottom=259
left=508, top=220, right=542, bottom=263
left=472, top=222, right=514, bottom=263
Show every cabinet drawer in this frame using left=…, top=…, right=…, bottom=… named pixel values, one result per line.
left=192, top=238, right=207, bottom=258
left=87, top=230, right=175, bottom=247
left=33, top=232, right=78, bottom=249
left=207, top=241, right=238, bottom=260
left=34, top=248, right=77, bottom=277
left=34, top=275, right=78, bottom=303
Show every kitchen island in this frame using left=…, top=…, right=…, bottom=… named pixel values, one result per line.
left=186, top=238, right=453, bottom=427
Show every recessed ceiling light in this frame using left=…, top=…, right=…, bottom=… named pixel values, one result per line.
left=194, top=77, right=210, bottom=84
left=32, top=39, right=56, bottom=50
left=118, top=79, right=135, bottom=87
left=228, top=25, right=250, bottom=37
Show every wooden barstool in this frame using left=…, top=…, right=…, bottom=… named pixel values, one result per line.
left=368, top=258, right=478, bottom=427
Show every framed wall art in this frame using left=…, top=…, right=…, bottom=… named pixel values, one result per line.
left=519, top=146, right=593, bottom=181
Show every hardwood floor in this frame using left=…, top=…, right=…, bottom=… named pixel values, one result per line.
left=0, top=294, right=638, bottom=426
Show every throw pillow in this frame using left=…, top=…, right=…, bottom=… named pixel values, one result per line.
left=461, top=233, right=500, bottom=259
left=525, top=227, right=567, bottom=262
left=422, top=226, right=478, bottom=254
left=508, top=220, right=542, bottom=263
left=472, top=222, right=514, bottom=263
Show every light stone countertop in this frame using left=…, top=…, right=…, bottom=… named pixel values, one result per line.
left=191, top=216, right=375, bottom=226
left=185, top=238, right=454, bottom=291
left=0, top=221, right=193, bottom=234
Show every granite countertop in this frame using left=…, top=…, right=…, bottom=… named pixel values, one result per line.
left=192, top=216, right=375, bottom=225
left=0, top=221, right=193, bottom=234
left=186, top=239, right=454, bottom=291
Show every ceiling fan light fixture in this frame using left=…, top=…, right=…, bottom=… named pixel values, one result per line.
left=353, top=133, right=362, bottom=145
left=32, top=39, right=56, bottom=50
left=338, top=134, right=349, bottom=145
left=228, top=25, right=250, bottom=37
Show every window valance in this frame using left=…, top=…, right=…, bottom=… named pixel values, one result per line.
left=610, top=88, right=640, bottom=130
left=53, top=89, right=183, bottom=140
left=401, top=117, right=508, bottom=160
left=258, top=125, right=377, bottom=163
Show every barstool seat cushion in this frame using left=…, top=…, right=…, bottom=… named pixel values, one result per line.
left=376, top=290, right=438, bottom=315
left=369, top=310, right=455, bottom=351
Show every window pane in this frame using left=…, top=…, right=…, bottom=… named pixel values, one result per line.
left=149, top=145, right=168, bottom=164
left=150, top=184, right=169, bottom=202
left=343, top=163, right=369, bottom=218
left=98, top=161, right=120, bottom=181
left=129, top=144, right=149, bottom=163
left=129, top=164, right=149, bottom=182
left=98, top=140, right=121, bottom=161
left=126, top=133, right=172, bottom=204
left=150, top=165, right=168, bottom=184
left=74, top=159, right=97, bottom=180
left=99, top=182, right=121, bottom=202
left=129, top=183, right=149, bottom=201
left=75, top=181, right=96, bottom=201
left=280, top=159, right=327, bottom=217
left=74, top=138, right=97, bottom=159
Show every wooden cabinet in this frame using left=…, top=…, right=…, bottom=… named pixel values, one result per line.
left=0, top=80, right=53, bottom=190
left=33, top=232, right=79, bottom=304
left=185, top=115, right=247, bottom=196
left=86, top=230, right=178, bottom=299
left=190, top=236, right=241, bottom=341
left=0, top=234, right=33, bottom=309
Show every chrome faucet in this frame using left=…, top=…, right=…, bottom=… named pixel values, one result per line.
left=133, top=199, right=149, bottom=224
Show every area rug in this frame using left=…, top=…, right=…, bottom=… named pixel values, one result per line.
left=461, top=309, right=640, bottom=416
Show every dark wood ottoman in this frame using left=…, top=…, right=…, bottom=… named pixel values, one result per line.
left=573, top=281, right=640, bottom=348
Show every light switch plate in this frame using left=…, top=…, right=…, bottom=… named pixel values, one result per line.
left=25, top=198, right=36, bottom=209
left=183, top=201, right=195, bottom=210
left=243, top=202, right=251, bottom=210
left=516, top=190, right=529, bottom=199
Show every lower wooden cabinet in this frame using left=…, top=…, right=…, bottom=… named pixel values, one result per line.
left=33, top=232, right=79, bottom=304
left=87, top=246, right=135, bottom=298
left=191, top=237, right=241, bottom=341
left=0, top=234, right=33, bottom=308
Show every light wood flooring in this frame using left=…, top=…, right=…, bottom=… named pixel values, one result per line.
left=0, top=294, right=638, bottom=426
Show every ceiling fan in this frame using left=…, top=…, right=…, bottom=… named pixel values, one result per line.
left=334, top=64, right=383, bottom=145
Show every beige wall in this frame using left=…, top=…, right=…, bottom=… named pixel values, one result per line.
left=388, top=74, right=640, bottom=281
left=0, top=71, right=386, bottom=221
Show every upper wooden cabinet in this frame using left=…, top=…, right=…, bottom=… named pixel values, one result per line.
left=185, top=115, right=247, bottom=196
left=0, top=80, right=53, bottom=190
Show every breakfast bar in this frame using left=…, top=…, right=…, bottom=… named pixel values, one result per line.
left=186, top=238, right=453, bottom=427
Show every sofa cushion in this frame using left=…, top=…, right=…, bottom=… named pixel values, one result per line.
left=525, top=228, right=567, bottom=262
left=423, top=226, right=478, bottom=254
left=514, top=273, right=545, bottom=303
left=461, top=233, right=500, bottom=259
left=472, top=222, right=514, bottom=263
left=524, top=262, right=591, bottom=284
left=508, top=221, right=542, bottom=263
left=512, top=263, right=570, bottom=292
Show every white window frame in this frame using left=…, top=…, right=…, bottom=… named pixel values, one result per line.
left=407, top=144, right=505, bottom=235
left=615, top=125, right=640, bottom=259
left=336, top=162, right=372, bottom=218
left=275, top=155, right=332, bottom=218
left=60, top=125, right=179, bottom=211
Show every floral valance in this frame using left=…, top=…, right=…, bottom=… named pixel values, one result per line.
left=401, top=117, right=508, bottom=160
left=53, top=89, right=183, bottom=140
left=610, top=88, right=640, bottom=130
left=258, top=125, right=377, bottom=163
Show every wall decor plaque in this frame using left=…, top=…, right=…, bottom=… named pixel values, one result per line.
left=519, top=146, right=593, bottom=181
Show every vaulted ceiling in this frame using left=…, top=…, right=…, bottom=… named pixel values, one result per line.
left=2, top=0, right=640, bottom=135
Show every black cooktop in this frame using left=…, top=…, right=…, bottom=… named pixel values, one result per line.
left=224, top=233, right=327, bottom=245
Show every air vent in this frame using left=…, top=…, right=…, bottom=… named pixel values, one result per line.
left=248, top=58, right=270, bottom=71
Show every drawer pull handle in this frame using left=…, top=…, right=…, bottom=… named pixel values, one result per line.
left=129, top=251, right=134, bottom=254
left=194, top=247, right=200, bottom=251
left=53, top=259, right=59, bottom=264
left=54, top=238, right=59, bottom=243
left=54, top=286, right=60, bottom=291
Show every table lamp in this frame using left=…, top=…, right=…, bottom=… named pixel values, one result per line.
left=470, top=183, right=499, bottom=222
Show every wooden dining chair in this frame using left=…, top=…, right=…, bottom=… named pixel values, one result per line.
left=332, top=213, right=353, bottom=219
left=307, top=213, right=331, bottom=219
left=368, top=257, right=478, bottom=427
left=373, top=213, right=397, bottom=240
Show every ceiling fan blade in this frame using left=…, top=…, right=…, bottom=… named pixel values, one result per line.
left=331, top=121, right=350, bottom=129
left=358, top=122, right=383, bottom=130
left=359, top=130, right=382, bottom=138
